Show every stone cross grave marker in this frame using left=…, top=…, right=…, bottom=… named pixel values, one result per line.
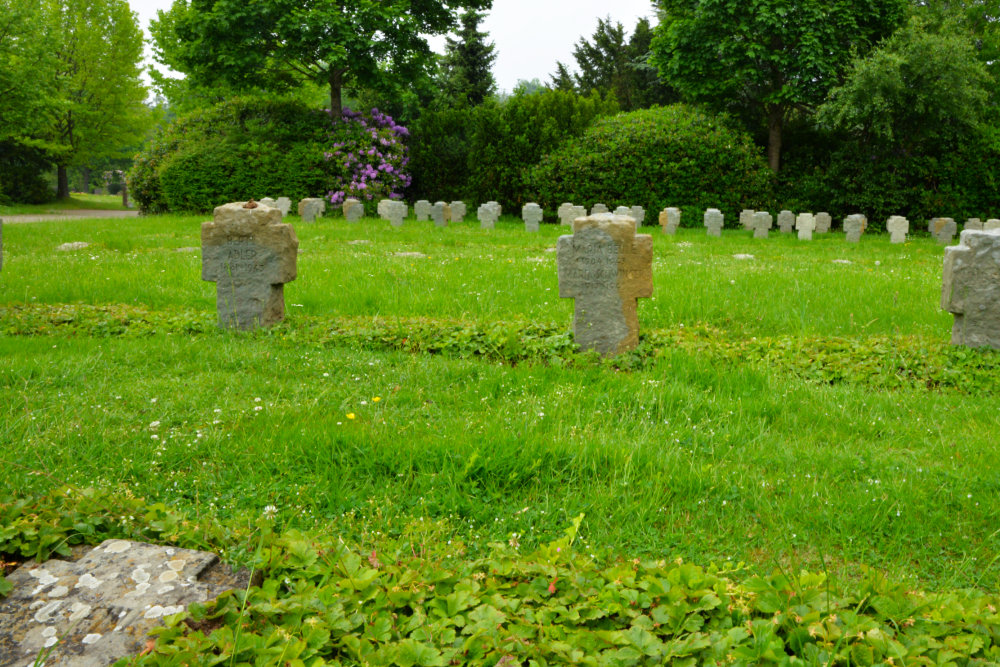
left=478, top=203, right=497, bottom=229
left=815, top=212, right=832, bottom=234
left=929, top=218, right=957, bottom=245
left=388, top=201, right=407, bottom=227
left=259, top=197, right=277, bottom=209
left=844, top=214, right=866, bottom=243
left=414, top=200, right=431, bottom=221
left=796, top=213, right=816, bottom=241
left=942, top=229, right=1000, bottom=349
left=297, top=198, right=325, bottom=223
left=486, top=201, right=502, bottom=218
left=631, top=206, right=646, bottom=227
left=377, top=199, right=392, bottom=220
left=887, top=216, right=909, bottom=244
left=523, top=203, right=543, bottom=232
left=557, top=213, right=653, bottom=356
left=343, top=198, right=363, bottom=222
left=558, top=203, right=575, bottom=226
left=614, top=206, right=632, bottom=219
left=965, top=218, right=983, bottom=231
left=590, top=203, right=609, bottom=216
left=777, top=210, right=795, bottom=234
left=0, top=539, right=253, bottom=667
left=431, top=201, right=450, bottom=227
left=985, top=219, right=1000, bottom=231
left=704, top=208, right=724, bottom=237
left=659, top=208, right=681, bottom=235
left=202, top=201, right=298, bottom=330
left=274, top=197, right=291, bottom=217
left=740, top=209, right=755, bottom=230
left=450, top=201, right=467, bottom=223
left=753, top=211, right=773, bottom=239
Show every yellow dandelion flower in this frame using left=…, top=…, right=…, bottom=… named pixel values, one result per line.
left=373, top=396, right=381, bottom=402
left=347, top=413, right=356, bottom=420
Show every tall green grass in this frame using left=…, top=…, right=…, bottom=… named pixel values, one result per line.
left=1, top=214, right=995, bottom=590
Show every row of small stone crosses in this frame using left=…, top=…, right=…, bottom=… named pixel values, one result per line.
left=274, top=194, right=1000, bottom=248
left=200, top=198, right=1000, bottom=357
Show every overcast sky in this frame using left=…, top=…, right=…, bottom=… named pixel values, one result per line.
left=128, top=0, right=659, bottom=93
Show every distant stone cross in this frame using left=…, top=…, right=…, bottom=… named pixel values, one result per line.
left=202, top=202, right=298, bottom=330
left=386, top=201, right=406, bottom=227
left=740, top=209, right=755, bottom=230
left=965, top=218, right=983, bottom=231
left=450, top=201, right=467, bottom=223
left=704, top=208, right=724, bottom=237
left=630, top=206, right=646, bottom=226
left=796, top=213, right=816, bottom=241
left=297, top=198, right=325, bottom=222
left=777, top=210, right=795, bottom=234
left=522, top=203, right=543, bottom=231
left=815, top=212, right=832, bottom=234
left=844, top=214, right=866, bottom=243
left=752, top=211, right=773, bottom=239
left=590, top=203, right=609, bottom=215
left=414, top=200, right=431, bottom=221
left=659, top=207, right=681, bottom=235
left=942, top=230, right=1000, bottom=349
left=886, top=216, right=909, bottom=244
left=431, top=201, right=450, bottom=227
left=558, top=214, right=653, bottom=356
left=929, top=218, right=956, bottom=245
left=478, top=204, right=496, bottom=229
left=558, top=203, right=575, bottom=226
left=985, top=219, right=1000, bottom=231
left=343, top=198, right=363, bottom=222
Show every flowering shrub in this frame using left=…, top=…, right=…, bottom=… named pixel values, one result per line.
left=127, top=99, right=412, bottom=214
left=325, top=108, right=410, bottom=212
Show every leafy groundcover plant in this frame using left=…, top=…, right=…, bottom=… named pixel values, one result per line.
left=2, top=489, right=998, bottom=665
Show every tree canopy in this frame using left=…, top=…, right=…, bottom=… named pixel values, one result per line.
left=551, top=17, right=674, bottom=111
left=650, top=0, right=909, bottom=172
left=46, top=0, right=149, bottom=197
left=151, top=0, right=492, bottom=116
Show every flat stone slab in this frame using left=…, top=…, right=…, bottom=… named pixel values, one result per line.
left=56, top=242, right=90, bottom=252
left=0, top=539, right=252, bottom=667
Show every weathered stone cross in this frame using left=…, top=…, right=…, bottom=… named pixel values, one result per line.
left=202, top=202, right=298, bottom=330
left=557, top=214, right=653, bottom=356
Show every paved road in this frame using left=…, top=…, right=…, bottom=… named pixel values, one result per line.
left=1, top=210, right=140, bottom=223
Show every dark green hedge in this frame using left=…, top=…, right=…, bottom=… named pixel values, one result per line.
left=406, top=90, right=618, bottom=212
left=128, top=97, right=338, bottom=214
left=529, top=105, right=773, bottom=224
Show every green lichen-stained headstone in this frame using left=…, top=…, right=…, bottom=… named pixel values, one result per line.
left=557, top=214, right=653, bottom=356
left=202, top=202, right=298, bottom=330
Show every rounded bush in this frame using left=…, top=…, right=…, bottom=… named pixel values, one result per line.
left=529, top=105, right=773, bottom=225
left=128, top=98, right=409, bottom=214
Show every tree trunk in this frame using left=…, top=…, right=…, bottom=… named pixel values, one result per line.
left=767, top=105, right=783, bottom=173
left=81, top=167, right=91, bottom=193
left=329, top=69, right=343, bottom=116
left=57, top=165, right=70, bottom=199
left=122, top=181, right=129, bottom=208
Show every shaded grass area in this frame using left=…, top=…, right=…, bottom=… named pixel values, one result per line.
left=1, top=214, right=997, bottom=592
left=0, top=193, right=128, bottom=215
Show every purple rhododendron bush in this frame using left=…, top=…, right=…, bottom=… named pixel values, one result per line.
left=326, top=107, right=411, bottom=212
left=127, top=98, right=410, bottom=214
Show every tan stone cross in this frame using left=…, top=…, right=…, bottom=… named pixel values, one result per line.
left=202, top=202, right=298, bottom=330
left=557, top=214, right=653, bottom=356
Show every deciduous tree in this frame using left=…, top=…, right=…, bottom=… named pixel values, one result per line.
left=651, top=0, right=908, bottom=172
left=151, top=0, right=492, bottom=116
left=46, top=0, right=148, bottom=198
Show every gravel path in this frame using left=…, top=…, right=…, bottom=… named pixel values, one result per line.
left=1, top=210, right=140, bottom=223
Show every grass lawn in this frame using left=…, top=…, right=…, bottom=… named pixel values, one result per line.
left=0, top=192, right=128, bottom=215
left=2, top=212, right=998, bottom=595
